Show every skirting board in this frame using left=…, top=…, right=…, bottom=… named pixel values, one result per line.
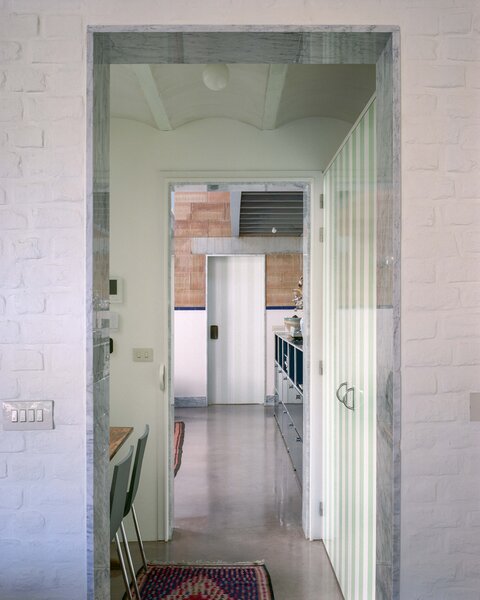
left=174, top=396, right=208, bottom=407
left=174, top=396, right=275, bottom=407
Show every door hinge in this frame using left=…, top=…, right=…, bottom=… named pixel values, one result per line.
left=319, top=501, right=324, bottom=516
left=319, top=193, right=324, bottom=209
left=319, top=227, right=324, bottom=243
left=319, top=360, right=323, bottom=376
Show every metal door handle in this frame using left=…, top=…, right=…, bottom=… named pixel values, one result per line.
left=344, top=386, right=355, bottom=411
left=336, top=382, right=348, bottom=404
left=159, top=364, right=166, bottom=391
left=336, top=382, right=355, bottom=411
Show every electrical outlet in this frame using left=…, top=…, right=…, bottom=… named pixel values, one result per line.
left=3, top=401, right=54, bottom=431
left=132, top=348, right=154, bottom=362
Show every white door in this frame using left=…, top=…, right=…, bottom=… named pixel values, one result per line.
left=207, top=256, right=265, bottom=405
left=323, top=99, right=377, bottom=599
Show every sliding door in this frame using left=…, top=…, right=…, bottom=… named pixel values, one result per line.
left=207, top=256, right=265, bottom=405
left=323, top=100, right=377, bottom=599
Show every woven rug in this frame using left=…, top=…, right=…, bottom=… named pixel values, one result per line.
left=136, top=562, right=275, bottom=599
left=174, top=421, right=185, bottom=477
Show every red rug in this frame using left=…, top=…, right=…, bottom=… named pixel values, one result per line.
left=174, top=421, right=185, bottom=477
left=137, top=562, right=275, bottom=599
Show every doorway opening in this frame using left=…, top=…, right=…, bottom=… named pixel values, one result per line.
left=89, top=27, right=400, bottom=600
left=168, top=178, right=313, bottom=541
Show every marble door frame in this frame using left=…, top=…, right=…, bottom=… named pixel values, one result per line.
left=87, top=26, right=400, bottom=599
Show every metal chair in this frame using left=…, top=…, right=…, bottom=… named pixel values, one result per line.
left=123, top=425, right=150, bottom=573
left=110, top=445, right=141, bottom=600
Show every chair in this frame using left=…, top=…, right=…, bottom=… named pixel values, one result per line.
left=123, top=425, right=150, bottom=573
left=110, top=445, right=141, bottom=600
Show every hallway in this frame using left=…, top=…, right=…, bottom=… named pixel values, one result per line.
left=112, top=405, right=342, bottom=599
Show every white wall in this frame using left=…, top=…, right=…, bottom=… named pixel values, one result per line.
left=1, top=3, right=479, bottom=599
left=109, top=116, right=341, bottom=539
left=112, top=116, right=350, bottom=172
left=174, top=310, right=207, bottom=398
left=174, top=304, right=297, bottom=399
left=109, top=128, right=170, bottom=542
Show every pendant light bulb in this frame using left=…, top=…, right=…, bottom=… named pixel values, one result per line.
left=272, top=227, right=277, bottom=234
left=202, top=64, right=230, bottom=91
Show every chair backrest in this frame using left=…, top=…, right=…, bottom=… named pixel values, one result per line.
left=124, top=424, right=149, bottom=517
left=110, top=445, right=134, bottom=541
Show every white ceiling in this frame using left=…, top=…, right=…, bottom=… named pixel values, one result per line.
left=110, top=64, right=376, bottom=131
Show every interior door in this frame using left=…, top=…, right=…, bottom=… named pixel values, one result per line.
left=207, top=256, right=265, bottom=405
left=323, top=100, right=377, bottom=599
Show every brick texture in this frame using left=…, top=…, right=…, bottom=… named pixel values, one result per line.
left=266, top=254, right=303, bottom=307
left=173, top=191, right=229, bottom=307
left=173, top=191, right=302, bottom=307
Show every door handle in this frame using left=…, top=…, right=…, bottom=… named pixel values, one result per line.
left=336, top=382, right=348, bottom=404
left=336, top=382, right=355, bottom=411
left=159, top=364, right=166, bottom=391
left=210, top=325, right=218, bottom=340
left=344, top=386, right=355, bottom=411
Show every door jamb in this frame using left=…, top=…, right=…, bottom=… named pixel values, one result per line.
left=88, top=27, right=400, bottom=599
left=162, top=172, right=320, bottom=541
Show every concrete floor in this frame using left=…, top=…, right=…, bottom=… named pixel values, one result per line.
left=111, top=405, right=343, bottom=599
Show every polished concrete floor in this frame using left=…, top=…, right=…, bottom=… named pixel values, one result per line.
left=111, top=405, right=343, bottom=599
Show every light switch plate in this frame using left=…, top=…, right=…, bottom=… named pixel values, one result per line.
left=109, top=311, right=119, bottom=330
left=3, top=401, right=54, bottom=430
left=470, top=392, right=480, bottom=422
left=132, top=348, right=154, bottom=362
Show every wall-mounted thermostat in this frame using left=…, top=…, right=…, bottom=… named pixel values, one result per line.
left=109, top=276, right=123, bottom=303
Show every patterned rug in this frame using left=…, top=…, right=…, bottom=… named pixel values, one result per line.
left=137, top=562, right=275, bottom=599
left=174, top=421, right=185, bottom=477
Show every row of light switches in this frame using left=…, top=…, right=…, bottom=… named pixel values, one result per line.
left=11, top=409, right=43, bottom=423
left=2, top=401, right=53, bottom=431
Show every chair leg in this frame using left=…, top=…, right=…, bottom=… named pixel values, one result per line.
left=120, top=522, right=142, bottom=600
left=115, top=533, right=134, bottom=600
left=131, top=503, right=148, bottom=572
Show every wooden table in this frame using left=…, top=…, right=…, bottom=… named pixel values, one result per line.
left=109, top=426, right=133, bottom=460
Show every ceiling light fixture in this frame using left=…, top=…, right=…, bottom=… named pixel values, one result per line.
left=271, top=227, right=277, bottom=234
left=202, top=64, right=230, bottom=91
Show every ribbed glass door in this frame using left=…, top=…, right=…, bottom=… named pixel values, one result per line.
left=323, top=99, right=377, bottom=599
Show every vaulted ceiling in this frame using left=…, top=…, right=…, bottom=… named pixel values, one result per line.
left=110, top=63, right=376, bottom=131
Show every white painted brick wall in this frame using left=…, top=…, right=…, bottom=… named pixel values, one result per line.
left=0, top=1, right=479, bottom=599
